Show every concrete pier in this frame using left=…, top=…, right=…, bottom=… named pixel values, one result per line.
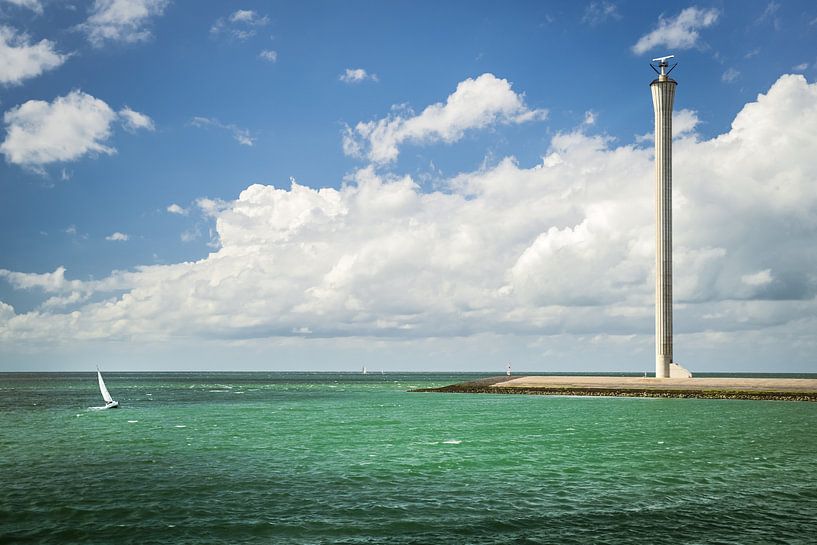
left=651, top=60, right=677, bottom=378
left=413, top=376, right=817, bottom=402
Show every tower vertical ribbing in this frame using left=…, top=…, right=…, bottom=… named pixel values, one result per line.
left=650, top=64, right=676, bottom=378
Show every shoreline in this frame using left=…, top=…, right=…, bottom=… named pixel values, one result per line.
left=411, top=376, right=817, bottom=402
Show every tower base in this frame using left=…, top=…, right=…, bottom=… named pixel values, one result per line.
left=669, top=362, right=693, bottom=378
left=656, top=355, right=671, bottom=378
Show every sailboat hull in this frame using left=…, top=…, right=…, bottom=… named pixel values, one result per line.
left=89, top=401, right=119, bottom=411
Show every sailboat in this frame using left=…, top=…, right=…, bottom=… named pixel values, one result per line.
left=506, top=361, right=512, bottom=376
left=96, top=368, right=119, bottom=409
left=362, top=365, right=368, bottom=375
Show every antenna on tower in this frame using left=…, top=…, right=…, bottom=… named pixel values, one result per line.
left=650, top=55, right=676, bottom=77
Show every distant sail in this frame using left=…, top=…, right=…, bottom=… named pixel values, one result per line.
left=98, top=370, right=113, bottom=403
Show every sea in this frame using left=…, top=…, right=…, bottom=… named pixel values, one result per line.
left=2, top=372, right=817, bottom=544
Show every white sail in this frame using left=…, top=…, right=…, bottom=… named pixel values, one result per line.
left=98, top=370, right=113, bottom=403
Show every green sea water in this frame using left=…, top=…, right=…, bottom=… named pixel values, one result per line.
left=2, top=372, right=817, bottom=544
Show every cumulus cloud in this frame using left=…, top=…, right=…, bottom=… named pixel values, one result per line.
left=1, top=91, right=116, bottom=167
left=1, top=74, right=815, bottom=359
left=2, top=0, right=43, bottom=14
left=672, top=108, right=700, bottom=137
left=190, top=116, right=254, bottom=146
left=119, top=106, right=154, bottom=131
left=632, top=7, right=720, bottom=55
left=340, top=68, right=378, bottom=83
left=259, top=49, right=277, bottom=62
left=0, top=91, right=153, bottom=168
left=80, top=0, right=169, bottom=46
left=343, top=73, right=547, bottom=164
left=105, top=231, right=129, bottom=241
left=0, top=25, right=68, bottom=86
left=211, top=9, right=269, bottom=40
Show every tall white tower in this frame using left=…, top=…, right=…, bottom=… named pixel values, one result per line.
left=650, top=56, right=676, bottom=379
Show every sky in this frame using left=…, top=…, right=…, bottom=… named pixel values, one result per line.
left=1, top=0, right=816, bottom=372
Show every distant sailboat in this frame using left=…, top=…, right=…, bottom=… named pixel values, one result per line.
left=506, top=362, right=512, bottom=376
left=96, top=368, right=119, bottom=409
left=362, top=365, right=368, bottom=375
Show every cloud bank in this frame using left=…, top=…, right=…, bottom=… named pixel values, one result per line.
left=1, top=74, right=815, bottom=367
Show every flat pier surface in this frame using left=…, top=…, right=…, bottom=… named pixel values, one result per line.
left=414, top=375, right=817, bottom=401
left=496, top=376, right=817, bottom=392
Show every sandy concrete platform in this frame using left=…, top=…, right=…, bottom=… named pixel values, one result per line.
left=412, top=375, right=817, bottom=401
left=494, top=376, right=817, bottom=393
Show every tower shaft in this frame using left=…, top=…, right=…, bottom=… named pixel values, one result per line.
left=651, top=74, right=676, bottom=378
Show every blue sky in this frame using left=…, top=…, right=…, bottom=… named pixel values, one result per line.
left=1, top=0, right=816, bottom=371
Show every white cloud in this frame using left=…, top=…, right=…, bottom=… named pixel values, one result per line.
left=0, top=91, right=152, bottom=168
left=582, top=1, right=620, bottom=26
left=0, top=25, right=68, bottom=86
left=166, top=203, right=188, bottom=215
left=2, top=0, right=43, bottom=15
left=722, top=67, right=740, bottom=83
left=2, top=74, right=816, bottom=370
left=339, top=68, right=378, bottom=83
left=343, top=73, right=547, bottom=164
left=190, top=116, right=254, bottom=146
left=211, top=9, right=269, bottom=40
left=0, top=266, right=81, bottom=291
left=742, top=269, right=773, bottom=286
left=1, top=91, right=116, bottom=167
left=195, top=196, right=228, bottom=217
left=80, top=0, right=169, bottom=46
left=259, top=49, right=277, bottom=62
left=583, top=110, right=597, bottom=125
left=229, top=10, right=266, bottom=25
left=119, top=106, right=154, bottom=131
left=632, top=7, right=720, bottom=55
left=673, top=108, right=700, bottom=137
left=792, top=63, right=809, bottom=71
left=105, top=231, right=129, bottom=241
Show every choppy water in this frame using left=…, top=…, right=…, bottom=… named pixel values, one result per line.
left=2, top=372, right=817, bottom=544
